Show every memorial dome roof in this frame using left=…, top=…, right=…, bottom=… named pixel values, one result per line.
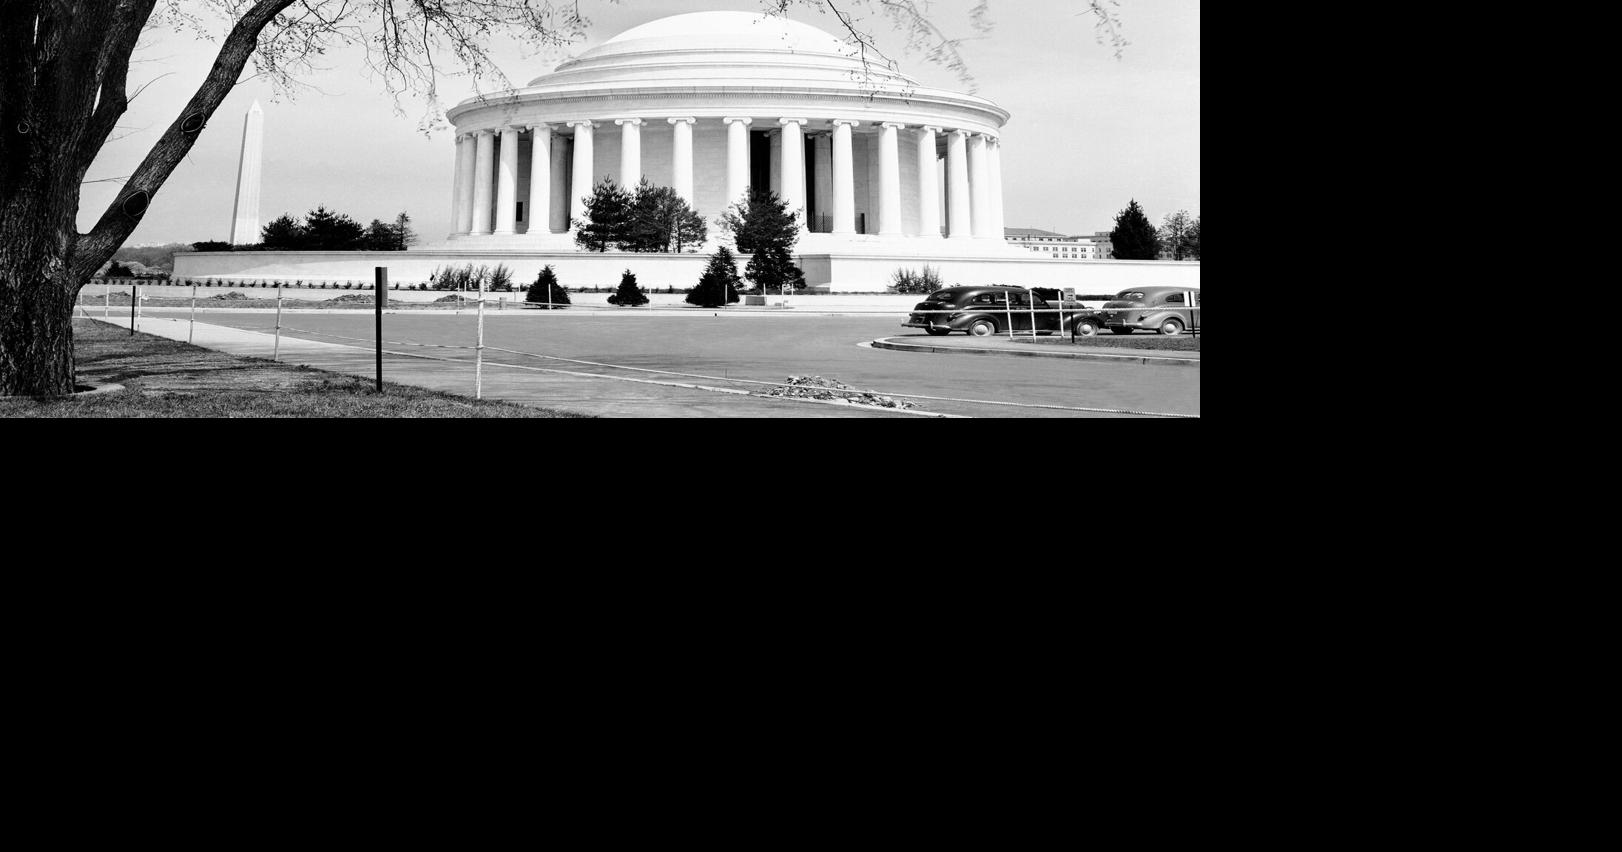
left=532, top=11, right=918, bottom=88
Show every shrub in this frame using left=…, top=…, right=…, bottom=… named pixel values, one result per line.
left=687, top=246, right=743, bottom=308
left=606, top=269, right=648, bottom=306
left=526, top=266, right=571, bottom=308
left=890, top=265, right=943, bottom=295
left=489, top=263, right=513, bottom=292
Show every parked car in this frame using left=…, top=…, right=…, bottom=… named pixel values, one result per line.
left=903, top=286, right=1100, bottom=337
left=1097, top=286, right=1201, bottom=336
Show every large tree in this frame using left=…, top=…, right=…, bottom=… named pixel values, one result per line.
left=1158, top=210, right=1199, bottom=262
left=1109, top=199, right=1160, bottom=261
left=719, top=187, right=805, bottom=294
left=302, top=206, right=364, bottom=249
left=622, top=180, right=707, bottom=253
left=572, top=177, right=631, bottom=253
left=260, top=214, right=304, bottom=249
left=0, top=0, right=1127, bottom=396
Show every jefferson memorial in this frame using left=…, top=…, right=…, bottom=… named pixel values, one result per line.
left=178, top=11, right=1200, bottom=292
left=445, top=10, right=1015, bottom=253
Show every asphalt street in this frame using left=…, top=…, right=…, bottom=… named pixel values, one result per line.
left=135, top=309, right=1201, bottom=418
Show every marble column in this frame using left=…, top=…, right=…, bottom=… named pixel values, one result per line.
left=455, top=133, right=476, bottom=235
left=669, top=117, right=695, bottom=206
left=917, top=126, right=942, bottom=239
left=779, top=118, right=808, bottom=233
left=878, top=122, right=904, bottom=236
left=989, top=136, right=1006, bottom=242
left=723, top=117, right=752, bottom=207
left=830, top=120, right=858, bottom=235
left=968, top=132, right=991, bottom=238
left=568, top=121, right=596, bottom=229
left=450, top=134, right=465, bottom=235
left=966, top=133, right=992, bottom=238
left=549, top=131, right=570, bottom=233
left=494, top=127, right=519, bottom=235
left=946, top=130, right=971, bottom=240
left=471, top=130, right=494, bottom=235
left=527, top=125, right=551, bottom=236
left=616, top=119, right=642, bottom=189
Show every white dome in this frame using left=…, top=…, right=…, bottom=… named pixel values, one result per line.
left=450, top=11, right=1008, bottom=137
left=533, top=11, right=917, bottom=88
left=598, top=11, right=851, bottom=55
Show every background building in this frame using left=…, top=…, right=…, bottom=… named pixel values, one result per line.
left=1005, top=228, right=1105, bottom=260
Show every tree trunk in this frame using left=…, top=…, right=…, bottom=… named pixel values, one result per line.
left=0, top=256, right=78, bottom=397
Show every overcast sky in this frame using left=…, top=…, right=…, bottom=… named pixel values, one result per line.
left=89, top=0, right=1199, bottom=245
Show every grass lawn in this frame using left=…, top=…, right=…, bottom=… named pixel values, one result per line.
left=0, top=319, right=589, bottom=418
left=1019, top=333, right=1201, bottom=352
left=82, top=292, right=537, bottom=311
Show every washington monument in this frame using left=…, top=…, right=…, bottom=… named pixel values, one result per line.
left=229, top=100, right=263, bottom=245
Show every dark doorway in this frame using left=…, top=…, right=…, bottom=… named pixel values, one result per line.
left=750, top=131, right=771, bottom=199
left=804, top=138, right=819, bottom=229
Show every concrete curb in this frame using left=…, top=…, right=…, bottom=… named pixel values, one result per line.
left=870, top=337, right=1201, bottom=367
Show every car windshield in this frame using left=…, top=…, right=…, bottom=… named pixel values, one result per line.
left=1116, top=291, right=1147, bottom=301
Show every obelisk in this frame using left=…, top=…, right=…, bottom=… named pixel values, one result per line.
left=229, top=100, right=263, bottom=245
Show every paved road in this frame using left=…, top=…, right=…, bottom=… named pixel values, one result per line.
left=139, top=309, right=1201, bottom=418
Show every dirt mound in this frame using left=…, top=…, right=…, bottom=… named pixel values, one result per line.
left=210, top=291, right=251, bottom=301
left=764, top=376, right=916, bottom=410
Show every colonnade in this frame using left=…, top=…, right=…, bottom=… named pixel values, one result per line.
left=449, top=118, right=1006, bottom=241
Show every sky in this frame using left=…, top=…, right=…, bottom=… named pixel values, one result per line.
left=88, top=0, right=1199, bottom=246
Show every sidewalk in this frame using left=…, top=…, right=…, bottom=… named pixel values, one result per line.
left=87, top=314, right=930, bottom=418
left=871, top=334, right=1201, bottom=367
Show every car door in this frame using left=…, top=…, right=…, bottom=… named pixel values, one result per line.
left=1008, top=289, right=1035, bottom=332
left=1028, top=292, right=1058, bottom=331
left=1163, top=291, right=1188, bottom=326
left=976, top=290, right=1009, bottom=330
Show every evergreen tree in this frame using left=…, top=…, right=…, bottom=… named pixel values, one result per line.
left=573, top=177, right=631, bottom=252
left=745, top=244, right=806, bottom=295
left=526, top=265, right=571, bottom=308
left=260, top=214, right=305, bottom=249
left=393, top=212, right=418, bottom=250
left=1185, top=217, right=1200, bottom=260
left=622, top=180, right=708, bottom=252
left=606, top=269, right=649, bottom=306
left=362, top=218, right=397, bottom=250
left=303, top=206, right=365, bottom=249
left=719, top=187, right=804, bottom=293
left=687, top=246, right=744, bottom=307
left=1109, top=199, right=1160, bottom=260
left=719, top=187, right=800, bottom=255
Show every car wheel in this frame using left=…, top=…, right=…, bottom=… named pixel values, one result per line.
left=1111, top=327, right=1135, bottom=335
left=1159, top=318, right=1185, bottom=336
left=968, top=319, right=997, bottom=337
left=924, top=327, right=951, bottom=336
left=1073, top=319, right=1099, bottom=337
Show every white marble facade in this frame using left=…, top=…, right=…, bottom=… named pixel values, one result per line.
left=438, top=11, right=1023, bottom=257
